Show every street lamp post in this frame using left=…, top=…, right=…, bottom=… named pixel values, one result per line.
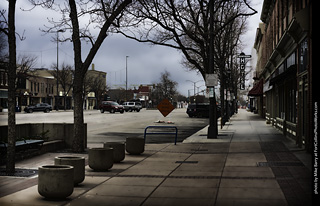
left=186, top=80, right=202, bottom=103
left=125, top=56, right=129, bottom=101
left=55, top=29, right=64, bottom=111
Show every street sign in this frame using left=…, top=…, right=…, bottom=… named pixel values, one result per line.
left=157, top=99, right=175, bottom=117
left=240, top=77, right=245, bottom=90
left=205, top=74, right=218, bottom=87
left=239, top=54, right=249, bottom=90
left=238, top=55, right=252, bottom=58
left=240, top=64, right=245, bottom=71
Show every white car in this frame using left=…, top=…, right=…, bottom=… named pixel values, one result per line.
left=122, top=102, right=142, bottom=112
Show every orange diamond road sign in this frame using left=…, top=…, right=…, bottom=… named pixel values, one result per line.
left=157, top=99, right=175, bottom=117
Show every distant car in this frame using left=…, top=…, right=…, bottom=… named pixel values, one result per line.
left=24, top=103, right=52, bottom=113
left=99, top=101, right=124, bottom=113
left=122, top=102, right=142, bottom=112
left=186, top=103, right=221, bottom=118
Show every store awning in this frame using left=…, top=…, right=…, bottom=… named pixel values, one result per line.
left=248, top=79, right=263, bottom=96
left=263, top=80, right=273, bottom=93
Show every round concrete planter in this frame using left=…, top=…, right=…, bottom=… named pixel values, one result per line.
left=38, top=165, right=74, bottom=199
left=54, top=156, right=85, bottom=185
left=126, top=137, right=145, bottom=155
left=104, top=142, right=125, bottom=163
left=88, top=148, right=113, bottom=171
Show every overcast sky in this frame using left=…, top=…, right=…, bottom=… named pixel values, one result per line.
left=1, top=1, right=263, bottom=97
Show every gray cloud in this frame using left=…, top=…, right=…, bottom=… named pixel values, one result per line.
left=1, top=1, right=262, bottom=97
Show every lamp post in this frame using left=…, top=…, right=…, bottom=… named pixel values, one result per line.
left=55, top=29, right=64, bottom=111
left=125, top=56, right=129, bottom=101
left=186, top=80, right=203, bottom=102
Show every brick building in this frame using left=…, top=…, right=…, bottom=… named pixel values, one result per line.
left=84, top=64, right=107, bottom=110
left=0, top=62, right=8, bottom=111
left=251, top=0, right=312, bottom=152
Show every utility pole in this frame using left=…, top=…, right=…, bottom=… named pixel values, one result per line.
left=207, top=0, right=218, bottom=139
left=187, top=80, right=202, bottom=103
left=55, top=29, right=64, bottom=111
left=125, top=56, right=129, bottom=101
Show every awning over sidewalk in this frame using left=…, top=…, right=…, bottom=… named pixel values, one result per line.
left=248, top=79, right=263, bottom=96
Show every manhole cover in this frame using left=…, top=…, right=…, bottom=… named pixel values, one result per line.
left=0, top=168, right=38, bottom=177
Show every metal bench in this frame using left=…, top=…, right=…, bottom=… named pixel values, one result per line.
left=0, top=139, right=44, bottom=152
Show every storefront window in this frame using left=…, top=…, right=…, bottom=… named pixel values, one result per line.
left=287, top=51, right=296, bottom=69
left=299, top=38, right=308, bottom=73
left=288, top=88, right=297, bottom=123
left=279, top=63, right=284, bottom=74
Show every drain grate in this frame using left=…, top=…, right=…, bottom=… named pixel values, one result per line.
left=0, top=168, right=38, bottom=177
left=175, top=161, right=198, bottom=164
left=257, top=162, right=304, bottom=167
left=190, top=149, right=208, bottom=152
left=260, top=142, right=289, bottom=152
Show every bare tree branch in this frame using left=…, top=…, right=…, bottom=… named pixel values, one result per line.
left=29, top=0, right=132, bottom=152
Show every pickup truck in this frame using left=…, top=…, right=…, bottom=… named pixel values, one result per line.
left=122, top=102, right=142, bottom=112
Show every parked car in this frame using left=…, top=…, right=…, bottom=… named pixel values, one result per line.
left=186, top=103, right=221, bottom=118
left=122, top=102, right=142, bottom=112
left=99, top=101, right=124, bottom=113
left=24, top=103, right=52, bottom=113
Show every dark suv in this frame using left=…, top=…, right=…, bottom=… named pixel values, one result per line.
left=24, top=103, right=52, bottom=113
left=99, top=101, right=124, bottom=113
left=187, top=103, right=221, bottom=118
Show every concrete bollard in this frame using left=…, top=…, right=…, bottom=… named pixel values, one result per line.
left=38, top=165, right=74, bottom=199
left=125, top=137, right=145, bottom=155
left=54, top=156, right=85, bottom=185
left=104, top=142, right=125, bottom=163
left=88, top=148, right=113, bottom=171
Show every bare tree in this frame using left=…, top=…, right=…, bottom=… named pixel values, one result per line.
left=1, top=3, right=37, bottom=173
left=212, top=9, right=248, bottom=127
left=49, top=63, right=74, bottom=110
left=30, top=0, right=132, bottom=152
left=151, top=70, right=177, bottom=105
left=16, top=54, right=38, bottom=93
left=0, top=0, right=17, bottom=175
left=85, top=73, right=106, bottom=108
left=118, top=0, right=257, bottom=138
left=0, top=28, right=8, bottom=61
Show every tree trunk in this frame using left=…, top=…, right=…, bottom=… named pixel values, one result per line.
left=68, top=0, right=132, bottom=152
left=207, top=0, right=218, bottom=139
left=220, top=75, right=225, bottom=129
left=72, top=79, right=84, bottom=152
left=6, top=0, right=17, bottom=175
left=69, top=0, right=85, bottom=153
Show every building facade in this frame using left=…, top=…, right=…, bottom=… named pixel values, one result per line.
left=0, top=62, right=8, bottom=111
left=19, top=69, right=56, bottom=111
left=0, top=64, right=107, bottom=112
left=84, top=64, right=107, bottom=110
left=251, top=0, right=312, bottom=152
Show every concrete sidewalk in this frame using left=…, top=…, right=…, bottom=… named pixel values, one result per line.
left=0, top=109, right=313, bottom=205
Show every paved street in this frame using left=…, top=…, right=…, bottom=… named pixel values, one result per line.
left=0, top=108, right=208, bottom=144
left=0, top=109, right=313, bottom=205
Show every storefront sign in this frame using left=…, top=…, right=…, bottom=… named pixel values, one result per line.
left=238, top=53, right=251, bottom=90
